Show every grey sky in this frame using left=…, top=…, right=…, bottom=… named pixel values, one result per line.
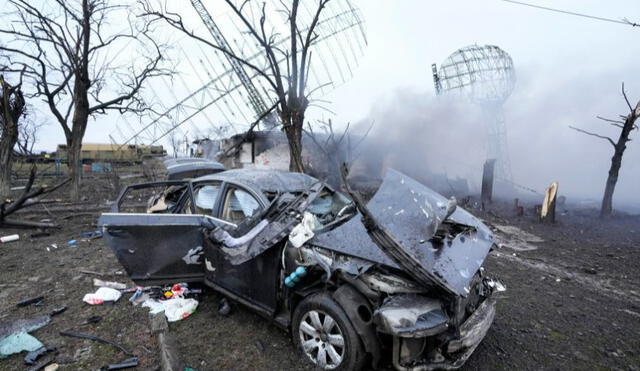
left=16, top=0, right=640, bottom=204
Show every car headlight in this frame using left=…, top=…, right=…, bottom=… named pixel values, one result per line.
left=374, top=295, right=449, bottom=338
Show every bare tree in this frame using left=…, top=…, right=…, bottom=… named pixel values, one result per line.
left=305, top=119, right=351, bottom=187
left=15, top=116, right=44, bottom=157
left=0, top=0, right=169, bottom=200
left=142, top=0, right=331, bottom=173
left=305, top=118, right=373, bottom=188
left=167, top=130, right=181, bottom=158
left=570, top=83, right=639, bottom=217
left=0, top=74, right=26, bottom=198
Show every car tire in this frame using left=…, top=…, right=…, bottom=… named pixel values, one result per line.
left=292, top=292, right=366, bottom=370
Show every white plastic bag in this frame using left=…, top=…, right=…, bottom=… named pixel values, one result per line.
left=82, top=287, right=122, bottom=305
left=93, top=279, right=127, bottom=290
left=142, top=299, right=166, bottom=314
left=288, top=212, right=319, bottom=248
left=163, top=298, right=198, bottom=322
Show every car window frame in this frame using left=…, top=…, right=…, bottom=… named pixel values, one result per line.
left=113, top=180, right=192, bottom=213
left=214, top=181, right=267, bottom=222
left=187, top=180, right=223, bottom=215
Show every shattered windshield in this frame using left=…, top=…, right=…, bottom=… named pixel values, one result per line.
left=306, top=187, right=354, bottom=226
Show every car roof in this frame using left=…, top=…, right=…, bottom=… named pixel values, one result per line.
left=166, top=161, right=226, bottom=173
left=163, top=157, right=209, bottom=166
left=195, top=168, right=318, bottom=193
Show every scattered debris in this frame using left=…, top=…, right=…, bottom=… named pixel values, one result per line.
left=81, top=230, right=103, bottom=240
left=27, top=357, right=57, bottom=371
left=0, top=316, right=50, bottom=359
left=163, top=298, right=198, bottom=322
left=217, top=298, right=231, bottom=316
left=486, top=279, right=507, bottom=292
left=59, top=331, right=133, bottom=356
left=83, top=287, right=122, bottom=305
left=99, top=356, right=139, bottom=370
left=93, top=279, right=127, bottom=290
left=128, top=288, right=149, bottom=306
left=30, top=232, right=50, bottom=238
left=0, top=234, right=19, bottom=243
left=82, top=316, right=103, bottom=326
left=43, top=363, right=59, bottom=371
left=78, top=269, right=124, bottom=277
left=0, top=165, right=70, bottom=228
left=288, top=212, right=319, bottom=248
left=17, top=296, right=44, bottom=307
left=142, top=299, right=165, bottom=315
left=49, top=306, right=67, bottom=317
left=24, top=346, right=56, bottom=365
left=493, top=224, right=544, bottom=251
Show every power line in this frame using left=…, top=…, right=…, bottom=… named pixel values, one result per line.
left=500, top=0, right=638, bottom=28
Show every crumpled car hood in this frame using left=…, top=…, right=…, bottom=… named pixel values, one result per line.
left=312, top=169, right=495, bottom=297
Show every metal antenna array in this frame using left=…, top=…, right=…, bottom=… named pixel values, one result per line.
left=112, top=0, right=367, bottom=149
left=433, top=44, right=516, bottom=184
left=190, top=0, right=272, bottom=124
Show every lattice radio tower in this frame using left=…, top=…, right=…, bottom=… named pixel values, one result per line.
left=432, top=44, right=516, bottom=184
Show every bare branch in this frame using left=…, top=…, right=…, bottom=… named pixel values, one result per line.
left=141, top=2, right=279, bottom=95
left=569, top=125, right=616, bottom=147
left=222, top=99, right=281, bottom=157
left=596, top=116, right=624, bottom=124
left=622, top=82, right=634, bottom=112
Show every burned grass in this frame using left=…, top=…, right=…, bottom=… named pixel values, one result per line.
left=1, top=173, right=639, bottom=370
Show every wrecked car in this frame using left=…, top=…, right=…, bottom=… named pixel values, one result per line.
left=98, top=168, right=503, bottom=370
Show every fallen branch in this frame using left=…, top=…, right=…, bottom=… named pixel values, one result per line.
left=0, top=165, right=71, bottom=228
left=0, top=219, right=57, bottom=228
left=59, top=331, right=133, bottom=356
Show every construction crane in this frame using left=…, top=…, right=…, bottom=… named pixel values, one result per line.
left=190, top=0, right=276, bottom=126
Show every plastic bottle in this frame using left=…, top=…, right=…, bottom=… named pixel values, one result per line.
left=285, top=266, right=308, bottom=288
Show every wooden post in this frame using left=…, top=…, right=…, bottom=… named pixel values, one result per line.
left=540, top=182, right=558, bottom=223
left=481, top=159, right=496, bottom=210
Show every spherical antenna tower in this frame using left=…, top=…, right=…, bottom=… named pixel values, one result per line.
left=432, top=44, right=516, bottom=184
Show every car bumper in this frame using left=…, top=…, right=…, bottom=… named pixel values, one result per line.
left=392, top=297, right=497, bottom=370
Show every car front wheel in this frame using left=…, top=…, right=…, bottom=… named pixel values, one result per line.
left=292, top=293, right=366, bottom=370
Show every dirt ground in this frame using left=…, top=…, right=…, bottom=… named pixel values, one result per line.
left=1, top=169, right=639, bottom=370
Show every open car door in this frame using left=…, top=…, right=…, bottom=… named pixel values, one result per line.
left=98, top=180, right=232, bottom=285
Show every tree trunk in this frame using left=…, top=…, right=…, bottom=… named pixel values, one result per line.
left=0, top=124, right=18, bottom=199
left=64, top=0, right=92, bottom=201
left=68, top=82, right=90, bottom=201
left=0, top=77, right=23, bottom=199
left=600, top=144, right=625, bottom=217
left=282, top=108, right=305, bottom=173
left=66, top=135, right=83, bottom=201
left=600, top=102, right=638, bottom=217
